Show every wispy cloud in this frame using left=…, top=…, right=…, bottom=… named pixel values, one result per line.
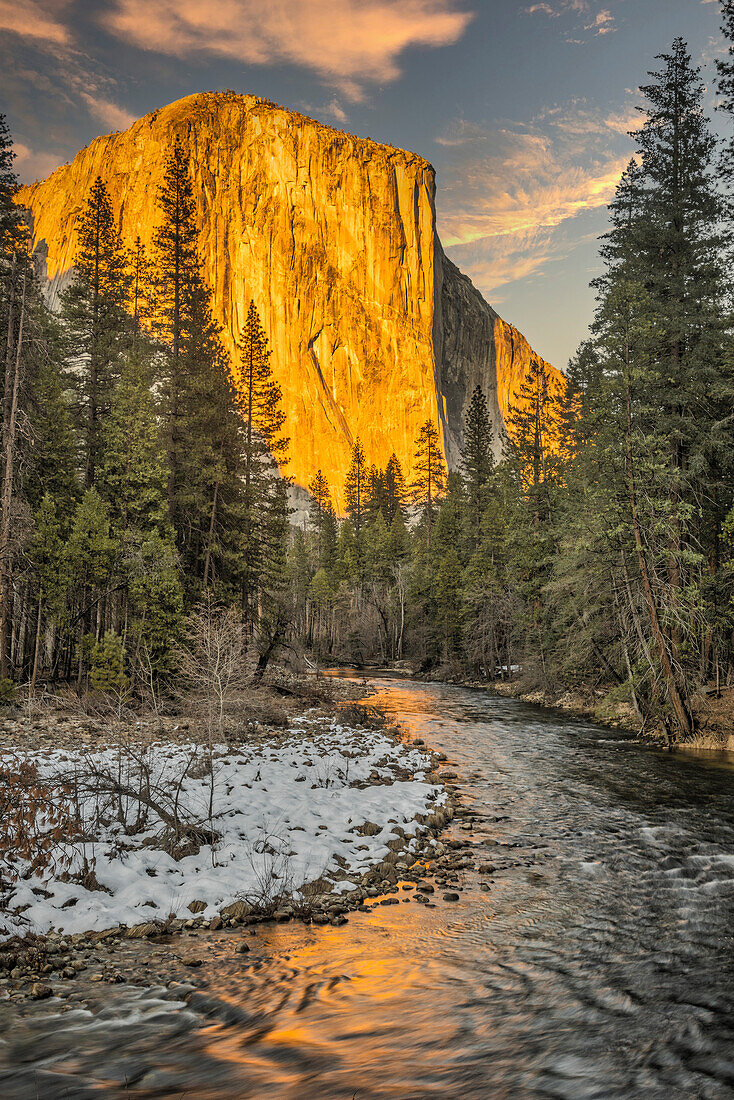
left=436, top=98, right=637, bottom=294
left=101, top=0, right=473, bottom=100
left=13, top=141, right=64, bottom=183
left=299, top=97, right=350, bottom=125
left=524, top=0, right=616, bottom=42
left=0, top=0, right=69, bottom=45
left=324, top=99, right=348, bottom=124
left=80, top=93, right=137, bottom=132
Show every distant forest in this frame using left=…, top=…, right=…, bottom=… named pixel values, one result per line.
left=1, top=32, right=734, bottom=741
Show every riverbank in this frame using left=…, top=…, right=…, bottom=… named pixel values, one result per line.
left=416, top=665, right=734, bottom=752
left=3, top=676, right=734, bottom=1097
left=0, top=674, right=454, bottom=1002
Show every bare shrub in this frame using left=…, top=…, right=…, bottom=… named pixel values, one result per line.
left=62, top=743, right=221, bottom=860
left=176, top=601, right=252, bottom=861
left=337, top=702, right=389, bottom=729
left=176, top=601, right=252, bottom=742
left=239, top=825, right=325, bottom=914
left=223, top=690, right=289, bottom=743
left=242, top=834, right=295, bottom=912
left=0, top=755, right=79, bottom=902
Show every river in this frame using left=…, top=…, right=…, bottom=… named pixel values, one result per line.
left=2, top=676, right=734, bottom=1098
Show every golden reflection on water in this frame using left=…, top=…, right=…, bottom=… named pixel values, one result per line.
left=193, top=878, right=470, bottom=1097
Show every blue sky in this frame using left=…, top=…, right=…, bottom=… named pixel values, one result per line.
left=0, top=0, right=725, bottom=369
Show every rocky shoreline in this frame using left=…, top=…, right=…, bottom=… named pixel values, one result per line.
left=415, top=666, right=734, bottom=753
left=0, top=781, right=455, bottom=1008
left=0, top=678, right=462, bottom=1009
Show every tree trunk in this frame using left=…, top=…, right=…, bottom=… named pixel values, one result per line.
left=0, top=264, right=26, bottom=679
left=203, top=479, right=220, bottom=587
left=624, top=368, right=693, bottom=738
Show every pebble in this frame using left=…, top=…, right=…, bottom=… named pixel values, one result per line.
left=443, top=892, right=460, bottom=902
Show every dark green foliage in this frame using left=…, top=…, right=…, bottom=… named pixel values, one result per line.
left=382, top=453, right=406, bottom=524
left=89, top=631, right=128, bottom=692
left=0, top=121, right=288, bottom=688
left=237, top=299, right=289, bottom=622
left=461, top=386, right=493, bottom=549
left=365, top=465, right=384, bottom=524
left=309, top=469, right=333, bottom=566
left=344, top=438, right=367, bottom=536
left=1, top=59, right=733, bottom=737
left=152, top=142, right=253, bottom=598
left=60, top=177, right=131, bottom=488
left=410, top=419, right=446, bottom=544
left=0, top=115, right=22, bottom=255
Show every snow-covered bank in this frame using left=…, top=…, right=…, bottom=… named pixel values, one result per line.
left=1, top=718, right=446, bottom=939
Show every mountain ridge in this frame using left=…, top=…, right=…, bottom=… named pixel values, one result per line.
left=16, top=91, right=564, bottom=506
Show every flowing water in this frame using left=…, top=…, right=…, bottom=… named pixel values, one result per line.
left=2, top=676, right=734, bottom=1098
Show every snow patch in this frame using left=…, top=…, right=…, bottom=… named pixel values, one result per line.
left=1, top=719, right=444, bottom=938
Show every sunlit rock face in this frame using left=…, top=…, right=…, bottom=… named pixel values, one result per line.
left=17, top=91, right=563, bottom=507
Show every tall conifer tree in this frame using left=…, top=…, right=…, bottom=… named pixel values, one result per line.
left=462, top=386, right=494, bottom=548
left=382, top=453, right=406, bottom=524
left=236, top=299, right=288, bottom=622
left=62, top=177, right=129, bottom=488
left=152, top=140, right=247, bottom=595
left=345, top=438, right=367, bottom=536
left=411, top=419, right=446, bottom=546
left=309, top=469, right=332, bottom=565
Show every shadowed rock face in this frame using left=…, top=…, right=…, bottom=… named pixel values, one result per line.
left=17, top=91, right=563, bottom=507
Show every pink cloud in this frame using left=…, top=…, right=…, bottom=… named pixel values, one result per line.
left=102, top=0, right=473, bottom=100
left=524, top=0, right=616, bottom=40
left=436, top=101, right=634, bottom=291
left=13, top=142, right=65, bottom=184
left=0, top=0, right=69, bottom=44
left=80, top=93, right=137, bottom=132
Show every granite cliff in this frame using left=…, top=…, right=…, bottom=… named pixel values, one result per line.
left=17, top=92, right=563, bottom=507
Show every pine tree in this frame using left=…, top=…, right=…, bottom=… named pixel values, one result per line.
left=0, top=115, right=22, bottom=256
left=632, top=40, right=729, bottom=729
left=27, top=494, right=66, bottom=685
left=63, top=489, right=118, bottom=682
left=321, top=503, right=339, bottom=575
left=61, top=177, right=130, bottom=488
left=344, top=438, right=367, bottom=535
left=237, top=300, right=288, bottom=476
left=461, top=385, right=494, bottom=548
left=502, top=364, right=565, bottom=686
left=717, top=1, right=734, bottom=187
left=411, top=419, right=446, bottom=545
left=152, top=140, right=247, bottom=597
left=98, top=354, right=170, bottom=538
left=382, top=453, right=406, bottom=524
left=236, top=299, right=288, bottom=621
left=0, top=244, right=32, bottom=678
left=0, top=154, right=76, bottom=679
left=365, top=464, right=384, bottom=523
left=254, top=474, right=293, bottom=678
left=97, top=352, right=183, bottom=670
left=309, top=469, right=332, bottom=565
left=131, top=235, right=154, bottom=336
left=23, top=310, right=78, bottom=515
left=504, top=359, right=563, bottom=513
left=435, top=548, right=463, bottom=660
left=569, top=40, right=734, bottom=735
left=309, top=568, right=333, bottom=656
left=151, top=141, right=199, bottom=368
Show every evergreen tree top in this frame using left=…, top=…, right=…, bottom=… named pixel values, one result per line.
left=0, top=114, right=25, bottom=257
